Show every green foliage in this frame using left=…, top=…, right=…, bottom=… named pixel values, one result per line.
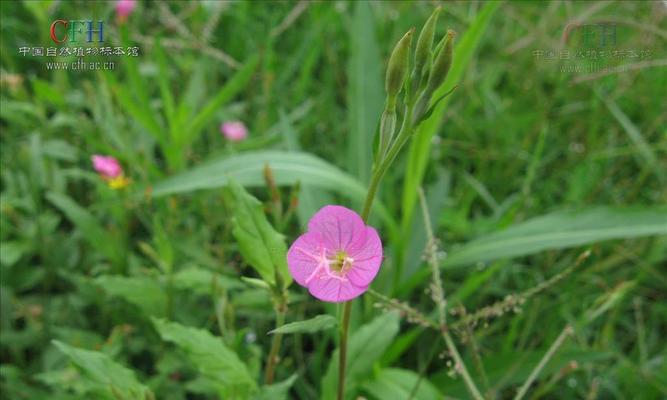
left=151, top=318, right=257, bottom=395
left=94, top=275, right=168, bottom=318
left=269, top=315, right=337, bottom=335
left=1, top=1, right=666, bottom=399
left=226, top=179, right=291, bottom=288
left=362, top=368, right=442, bottom=400
left=321, top=312, right=400, bottom=400
left=51, top=340, right=151, bottom=400
left=402, top=0, right=501, bottom=237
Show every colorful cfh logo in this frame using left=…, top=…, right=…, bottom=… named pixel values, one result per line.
left=562, top=23, right=617, bottom=47
left=49, top=20, right=104, bottom=44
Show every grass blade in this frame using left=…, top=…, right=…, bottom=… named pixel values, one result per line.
left=151, top=150, right=398, bottom=235
left=403, top=206, right=667, bottom=291
left=347, top=1, right=383, bottom=183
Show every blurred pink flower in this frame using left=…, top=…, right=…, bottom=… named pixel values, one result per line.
left=116, top=0, right=136, bottom=20
left=91, top=155, right=123, bottom=179
left=287, top=205, right=383, bottom=303
left=220, top=121, right=248, bottom=142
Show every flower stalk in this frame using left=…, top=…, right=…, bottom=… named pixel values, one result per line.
left=338, top=10, right=456, bottom=399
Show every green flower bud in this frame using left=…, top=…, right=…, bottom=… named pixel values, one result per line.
left=378, top=107, right=397, bottom=158
left=385, top=28, right=414, bottom=105
left=427, top=29, right=455, bottom=94
left=414, top=7, right=441, bottom=80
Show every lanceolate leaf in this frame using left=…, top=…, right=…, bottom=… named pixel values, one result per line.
left=404, top=206, right=667, bottom=291
left=442, top=206, right=667, bottom=268
left=150, top=151, right=398, bottom=237
left=269, top=315, right=337, bottom=335
left=347, top=0, right=383, bottom=184
left=227, top=179, right=292, bottom=287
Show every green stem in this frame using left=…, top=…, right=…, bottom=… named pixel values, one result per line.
left=264, top=304, right=286, bottom=384
left=337, top=301, right=353, bottom=400
left=361, top=104, right=415, bottom=221
left=442, top=330, right=485, bottom=400
left=339, top=103, right=416, bottom=400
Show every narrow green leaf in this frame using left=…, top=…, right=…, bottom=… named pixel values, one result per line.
left=269, top=315, right=337, bottom=335
left=52, top=340, right=150, bottom=400
left=227, top=179, right=292, bottom=287
left=362, top=368, right=442, bottom=400
left=321, top=312, right=400, bottom=400
left=442, top=206, right=667, bottom=268
left=151, top=318, right=256, bottom=391
left=404, top=206, right=667, bottom=292
left=154, top=37, right=177, bottom=133
left=151, top=150, right=398, bottom=237
left=152, top=151, right=366, bottom=197
left=599, top=92, right=665, bottom=183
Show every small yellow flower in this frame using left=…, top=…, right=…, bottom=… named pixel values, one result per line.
left=107, top=175, right=131, bottom=190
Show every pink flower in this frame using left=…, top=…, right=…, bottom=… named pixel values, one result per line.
left=287, top=205, right=383, bottom=303
left=220, top=121, right=248, bottom=142
left=91, top=155, right=123, bottom=179
left=116, top=0, right=136, bottom=20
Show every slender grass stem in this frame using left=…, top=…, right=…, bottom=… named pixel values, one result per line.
left=418, top=188, right=485, bottom=400
left=442, top=330, right=485, bottom=400
left=513, top=325, right=573, bottom=400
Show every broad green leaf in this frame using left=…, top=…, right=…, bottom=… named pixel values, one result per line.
left=151, top=318, right=256, bottom=392
left=94, top=275, right=167, bottom=317
left=46, top=192, right=121, bottom=265
left=362, top=368, right=442, bottom=400
left=227, top=179, right=291, bottom=287
left=401, top=1, right=501, bottom=235
left=52, top=340, right=150, bottom=400
left=151, top=151, right=398, bottom=236
left=269, top=315, right=337, bottom=335
left=254, top=374, right=298, bottom=400
left=321, top=312, right=400, bottom=400
left=404, top=206, right=667, bottom=291
left=347, top=0, right=383, bottom=183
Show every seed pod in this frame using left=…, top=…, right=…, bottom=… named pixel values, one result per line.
left=385, top=28, right=414, bottom=105
left=427, top=29, right=455, bottom=94
left=414, top=7, right=441, bottom=80
left=378, top=107, right=397, bottom=158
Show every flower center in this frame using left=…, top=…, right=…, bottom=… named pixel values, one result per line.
left=328, top=251, right=353, bottom=277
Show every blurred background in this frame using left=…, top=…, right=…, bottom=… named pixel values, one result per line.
left=1, top=1, right=666, bottom=399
